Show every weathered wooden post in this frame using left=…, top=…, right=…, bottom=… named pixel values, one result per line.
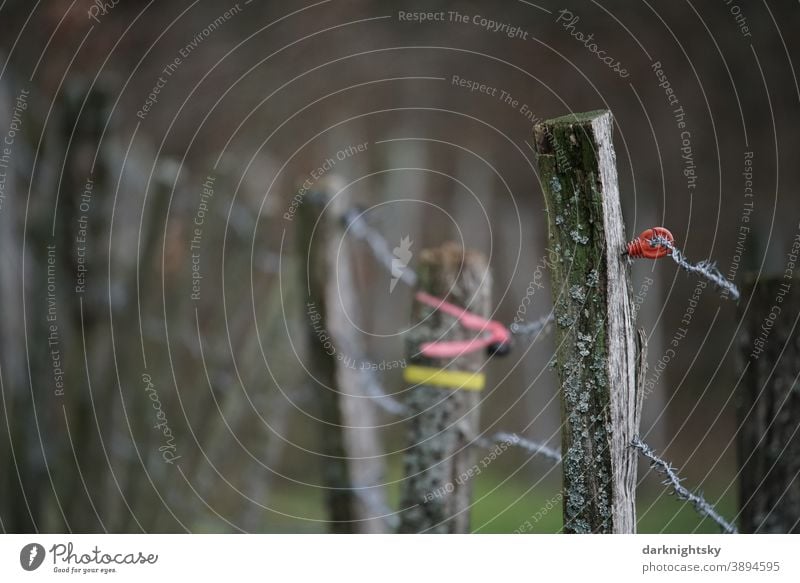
left=297, top=177, right=389, bottom=533
left=534, top=110, right=642, bottom=533
left=398, top=242, right=490, bottom=533
left=738, top=274, right=800, bottom=533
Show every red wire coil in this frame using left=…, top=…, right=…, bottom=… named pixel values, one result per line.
left=625, top=227, right=674, bottom=260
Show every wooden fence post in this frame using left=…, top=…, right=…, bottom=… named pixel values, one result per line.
left=297, top=178, right=389, bottom=533
left=739, top=275, right=800, bottom=533
left=398, top=242, right=490, bottom=533
left=534, top=110, right=642, bottom=533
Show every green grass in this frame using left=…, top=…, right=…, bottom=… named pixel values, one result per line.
left=243, top=457, right=737, bottom=533
left=467, top=467, right=738, bottom=534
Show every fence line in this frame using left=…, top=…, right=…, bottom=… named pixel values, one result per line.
left=363, top=367, right=735, bottom=531
left=341, top=207, right=735, bottom=532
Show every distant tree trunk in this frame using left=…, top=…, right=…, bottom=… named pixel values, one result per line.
left=738, top=275, right=800, bottom=533
left=398, top=243, right=490, bottom=533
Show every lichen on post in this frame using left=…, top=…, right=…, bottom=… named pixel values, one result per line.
left=534, top=110, right=642, bottom=534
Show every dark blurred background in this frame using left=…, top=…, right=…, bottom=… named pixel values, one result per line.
left=0, top=0, right=798, bottom=533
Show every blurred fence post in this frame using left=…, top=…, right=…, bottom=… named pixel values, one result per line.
left=0, top=67, right=36, bottom=532
left=12, top=81, right=115, bottom=532
left=297, top=178, right=389, bottom=533
left=534, top=110, right=642, bottom=533
left=738, top=274, right=800, bottom=533
left=398, top=243, right=490, bottom=533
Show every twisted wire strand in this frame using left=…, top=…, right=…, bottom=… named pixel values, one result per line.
left=650, top=235, right=740, bottom=300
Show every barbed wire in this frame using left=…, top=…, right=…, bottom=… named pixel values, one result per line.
left=362, top=366, right=411, bottom=416
left=510, top=314, right=554, bottom=337
left=631, top=437, right=738, bottom=534
left=363, top=361, right=560, bottom=463
left=342, top=208, right=418, bottom=288
left=342, top=208, right=552, bottom=337
left=343, top=208, right=733, bottom=531
left=362, top=374, right=733, bottom=530
left=480, top=432, right=562, bottom=463
left=341, top=205, right=561, bottom=460
left=650, top=235, right=741, bottom=300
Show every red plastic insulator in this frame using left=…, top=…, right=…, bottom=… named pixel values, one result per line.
left=625, top=227, right=674, bottom=260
